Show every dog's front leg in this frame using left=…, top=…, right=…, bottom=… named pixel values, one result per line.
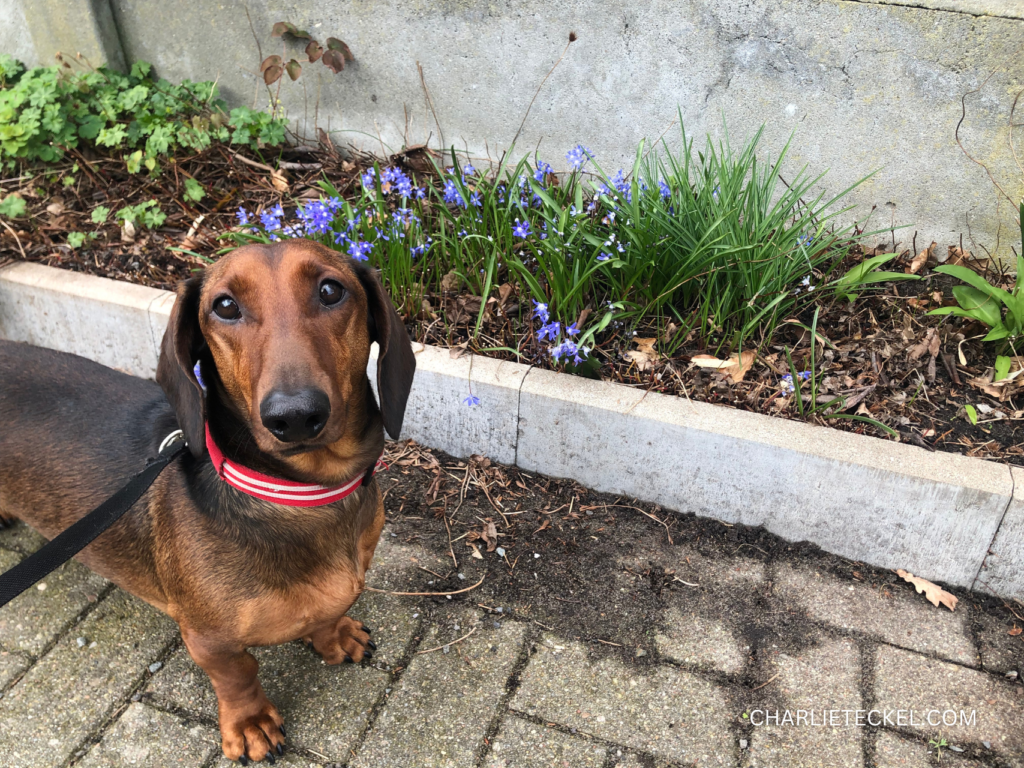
left=181, top=624, right=285, bottom=764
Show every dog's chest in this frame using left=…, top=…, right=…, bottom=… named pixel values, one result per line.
left=237, top=566, right=365, bottom=646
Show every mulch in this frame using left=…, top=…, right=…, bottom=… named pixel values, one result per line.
left=2, top=143, right=1021, bottom=466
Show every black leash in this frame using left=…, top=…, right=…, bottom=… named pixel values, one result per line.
left=0, top=430, right=186, bottom=609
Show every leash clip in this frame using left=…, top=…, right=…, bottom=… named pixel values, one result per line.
left=158, top=429, right=186, bottom=457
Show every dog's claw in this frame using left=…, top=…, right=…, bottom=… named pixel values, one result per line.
left=279, top=725, right=286, bottom=737
left=266, top=752, right=276, bottom=764
left=276, top=744, right=284, bottom=756
left=363, top=626, right=372, bottom=635
left=363, top=650, right=374, bottom=662
left=238, top=757, right=249, bottom=766
left=367, top=640, right=377, bottom=651
left=344, top=654, right=353, bottom=663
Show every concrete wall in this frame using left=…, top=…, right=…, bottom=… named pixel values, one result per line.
left=5, top=0, right=1024, bottom=258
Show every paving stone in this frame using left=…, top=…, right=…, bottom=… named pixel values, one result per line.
left=0, top=590, right=178, bottom=768
left=210, top=751, right=310, bottom=767
left=512, top=634, right=734, bottom=765
left=353, top=609, right=527, bottom=768
left=484, top=715, right=608, bottom=768
left=776, top=563, right=975, bottom=664
left=77, top=702, right=219, bottom=767
left=872, top=730, right=980, bottom=767
left=873, top=645, right=1024, bottom=761
left=745, top=637, right=862, bottom=768
left=0, top=548, right=110, bottom=655
left=0, top=520, right=48, bottom=555
left=656, top=607, right=750, bottom=675
left=146, top=590, right=418, bottom=761
left=974, top=610, right=1024, bottom=675
left=0, top=649, right=30, bottom=688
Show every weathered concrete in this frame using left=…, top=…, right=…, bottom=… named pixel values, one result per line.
left=975, top=465, right=1024, bottom=599
left=0, top=262, right=168, bottom=379
left=4, top=263, right=1024, bottom=601
left=5, top=0, right=1020, bottom=256
left=77, top=702, right=220, bottom=768
left=517, top=366, right=1012, bottom=591
left=485, top=716, right=610, bottom=768
left=775, top=562, right=976, bottom=663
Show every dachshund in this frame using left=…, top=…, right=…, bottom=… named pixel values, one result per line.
left=0, top=238, right=416, bottom=763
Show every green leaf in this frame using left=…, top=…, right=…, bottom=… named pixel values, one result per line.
left=0, top=194, right=26, bottom=218
left=126, top=149, right=142, bottom=174
left=91, top=205, right=110, bottom=223
left=183, top=177, right=205, bottom=202
left=77, top=114, right=105, bottom=140
left=965, top=404, right=978, bottom=425
left=66, top=231, right=87, bottom=248
left=995, top=355, right=1012, bottom=382
left=951, top=285, right=1001, bottom=328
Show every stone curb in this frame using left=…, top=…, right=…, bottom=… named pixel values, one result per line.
left=1, top=262, right=1019, bottom=598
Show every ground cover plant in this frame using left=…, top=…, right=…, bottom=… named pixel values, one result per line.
left=2, top=56, right=1023, bottom=465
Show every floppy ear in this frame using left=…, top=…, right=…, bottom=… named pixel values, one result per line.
left=156, top=276, right=207, bottom=458
left=357, top=266, right=416, bottom=439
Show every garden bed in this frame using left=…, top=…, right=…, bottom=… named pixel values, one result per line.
left=1, top=59, right=1022, bottom=467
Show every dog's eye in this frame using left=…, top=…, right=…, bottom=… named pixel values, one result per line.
left=213, top=296, right=240, bottom=320
left=319, top=280, right=345, bottom=307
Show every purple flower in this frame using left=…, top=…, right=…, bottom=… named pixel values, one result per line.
left=533, top=160, right=553, bottom=183
left=260, top=211, right=281, bottom=231
left=298, top=201, right=332, bottom=235
left=598, top=252, right=612, bottom=262
left=443, top=179, right=465, bottom=207
left=513, top=218, right=531, bottom=239
left=533, top=300, right=550, bottom=324
left=463, top=394, right=480, bottom=406
left=565, top=322, right=580, bottom=336
left=536, top=321, right=561, bottom=342
left=659, top=180, right=671, bottom=199
left=463, top=164, right=476, bottom=176
left=565, top=144, right=592, bottom=170
left=347, top=240, right=373, bottom=261
left=235, top=206, right=251, bottom=226
left=361, top=169, right=377, bottom=189
left=470, top=191, right=482, bottom=208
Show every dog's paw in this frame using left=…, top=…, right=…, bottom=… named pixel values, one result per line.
left=304, top=616, right=376, bottom=665
left=0, top=512, right=17, bottom=529
left=219, top=697, right=285, bottom=764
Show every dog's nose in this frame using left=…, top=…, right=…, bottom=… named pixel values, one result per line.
left=259, top=389, right=331, bottom=442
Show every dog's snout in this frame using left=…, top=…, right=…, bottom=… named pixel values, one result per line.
left=259, top=389, right=331, bottom=443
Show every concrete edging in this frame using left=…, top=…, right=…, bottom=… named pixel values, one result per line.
left=1, top=261, right=1020, bottom=598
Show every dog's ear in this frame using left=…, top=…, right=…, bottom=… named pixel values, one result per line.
left=357, top=266, right=416, bottom=439
left=157, top=276, right=206, bottom=458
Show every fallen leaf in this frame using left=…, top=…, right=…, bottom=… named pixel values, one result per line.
left=896, top=569, right=958, bottom=612
left=467, top=521, right=499, bottom=552
left=907, top=242, right=936, bottom=274
left=121, top=220, right=136, bottom=242
left=625, top=338, right=659, bottom=372
left=908, top=328, right=940, bottom=361
left=721, top=350, right=756, bottom=383
left=270, top=169, right=289, bottom=193
left=440, top=270, right=462, bottom=294
left=967, top=376, right=1007, bottom=400
left=468, top=542, right=484, bottom=560
left=449, top=342, right=469, bottom=360
left=1009, top=626, right=1022, bottom=637
left=690, top=354, right=732, bottom=369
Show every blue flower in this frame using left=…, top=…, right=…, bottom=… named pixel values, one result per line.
left=298, top=201, right=332, bottom=235
left=598, top=252, right=612, bottom=262
left=797, top=233, right=815, bottom=247
left=463, top=164, right=476, bottom=176
left=780, top=371, right=812, bottom=394
left=659, top=180, right=671, bottom=199
left=533, top=160, right=553, bottom=183
left=443, top=179, right=465, bottom=207
left=361, top=169, right=377, bottom=189
left=235, top=206, right=251, bottom=226
left=463, top=394, right=480, bottom=407
left=536, top=321, right=561, bottom=342
left=513, top=218, right=532, bottom=239
left=470, top=191, right=482, bottom=208
left=533, top=300, right=550, bottom=324
left=268, top=204, right=285, bottom=218
left=565, top=144, right=592, bottom=170
left=565, top=322, right=580, bottom=336
left=260, top=211, right=281, bottom=231
left=347, top=240, right=373, bottom=261
left=414, top=187, right=426, bottom=200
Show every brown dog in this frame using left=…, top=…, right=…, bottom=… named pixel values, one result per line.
left=0, top=239, right=415, bottom=763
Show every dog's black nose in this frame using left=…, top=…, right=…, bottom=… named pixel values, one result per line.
left=260, top=389, right=331, bottom=442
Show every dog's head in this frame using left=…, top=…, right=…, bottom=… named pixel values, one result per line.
left=157, top=239, right=415, bottom=479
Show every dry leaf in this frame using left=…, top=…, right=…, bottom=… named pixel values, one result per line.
left=625, top=338, right=659, bottom=372
left=468, top=542, right=484, bottom=560
left=967, top=376, right=1007, bottom=400
left=907, top=242, right=936, bottom=274
left=270, top=169, right=289, bottom=193
left=721, top=350, right=756, bottom=383
left=449, top=342, right=469, bottom=360
left=121, top=220, right=137, bottom=243
left=908, top=328, right=940, bottom=361
left=440, top=270, right=462, bottom=294
left=896, top=569, right=958, bottom=612
left=691, top=354, right=732, bottom=369
left=1009, top=625, right=1022, bottom=637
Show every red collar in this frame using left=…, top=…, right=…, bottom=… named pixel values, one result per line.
left=205, top=424, right=384, bottom=507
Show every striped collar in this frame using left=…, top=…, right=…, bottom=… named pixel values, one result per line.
left=204, top=424, right=384, bottom=507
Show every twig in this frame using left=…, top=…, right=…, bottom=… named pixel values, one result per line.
left=277, top=161, right=322, bottom=171
left=231, top=152, right=274, bottom=173
left=751, top=672, right=780, bottom=691
left=417, top=62, right=445, bottom=151
left=416, top=626, right=478, bottom=654
left=594, top=638, right=623, bottom=647
left=672, top=577, right=699, bottom=587
left=0, top=219, right=26, bottom=259
left=507, top=32, right=578, bottom=152
left=443, top=514, right=459, bottom=570
left=365, top=574, right=486, bottom=597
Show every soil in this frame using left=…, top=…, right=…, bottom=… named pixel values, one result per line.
left=2, top=143, right=1022, bottom=466
left=376, top=441, right=1024, bottom=676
